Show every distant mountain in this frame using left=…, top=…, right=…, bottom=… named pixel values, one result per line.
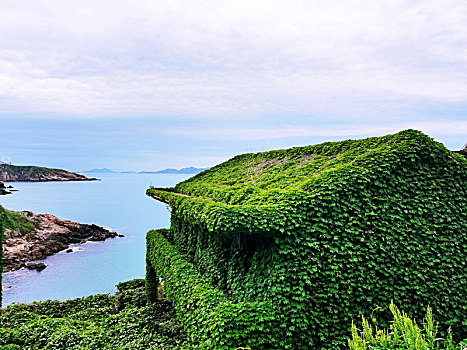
left=83, top=168, right=117, bottom=174
left=159, top=166, right=210, bottom=174
left=0, top=164, right=97, bottom=182
left=139, top=167, right=210, bottom=175
left=120, top=171, right=136, bottom=174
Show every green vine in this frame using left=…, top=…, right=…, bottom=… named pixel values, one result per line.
left=146, top=229, right=278, bottom=349
left=147, top=130, right=467, bottom=349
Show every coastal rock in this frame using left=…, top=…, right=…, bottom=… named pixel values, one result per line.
left=0, top=181, right=11, bottom=195
left=25, top=262, right=47, bottom=271
left=2, top=211, right=124, bottom=272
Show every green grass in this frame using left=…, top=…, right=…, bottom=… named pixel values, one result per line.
left=0, top=279, right=186, bottom=350
left=1, top=207, right=36, bottom=238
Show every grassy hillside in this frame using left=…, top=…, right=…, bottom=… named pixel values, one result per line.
left=0, top=279, right=186, bottom=350
left=0, top=208, right=36, bottom=238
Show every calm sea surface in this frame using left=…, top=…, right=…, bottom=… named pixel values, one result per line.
left=0, top=173, right=190, bottom=307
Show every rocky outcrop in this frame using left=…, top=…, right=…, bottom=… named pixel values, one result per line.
left=2, top=212, right=123, bottom=272
left=0, top=181, right=11, bottom=195
left=25, top=262, right=47, bottom=271
left=0, top=164, right=97, bottom=182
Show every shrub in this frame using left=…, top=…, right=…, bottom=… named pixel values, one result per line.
left=0, top=280, right=185, bottom=349
left=1, top=345, right=21, bottom=350
left=349, top=302, right=465, bottom=350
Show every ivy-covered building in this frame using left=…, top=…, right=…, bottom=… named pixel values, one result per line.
left=146, top=130, right=467, bottom=349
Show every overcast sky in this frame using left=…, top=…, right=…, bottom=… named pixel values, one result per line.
left=0, top=0, right=466, bottom=171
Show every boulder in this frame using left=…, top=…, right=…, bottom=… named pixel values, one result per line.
left=25, top=262, right=47, bottom=271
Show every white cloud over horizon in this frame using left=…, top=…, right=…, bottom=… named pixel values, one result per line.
left=1, top=0, right=467, bottom=123
left=167, top=120, right=467, bottom=140
left=1, top=0, right=466, bottom=172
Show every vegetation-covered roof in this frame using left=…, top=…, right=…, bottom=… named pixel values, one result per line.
left=147, top=129, right=464, bottom=235
left=151, top=130, right=447, bottom=203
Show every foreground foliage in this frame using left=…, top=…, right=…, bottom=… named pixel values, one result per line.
left=147, top=130, right=467, bottom=349
left=0, top=279, right=186, bottom=349
left=349, top=302, right=466, bottom=350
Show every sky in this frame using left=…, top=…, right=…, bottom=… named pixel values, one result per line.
left=0, top=0, right=466, bottom=172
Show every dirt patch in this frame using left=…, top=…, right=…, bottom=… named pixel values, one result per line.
left=297, top=154, right=315, bottom=168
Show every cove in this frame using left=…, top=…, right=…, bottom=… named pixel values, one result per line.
left=0, top=173, right=190, bottom=306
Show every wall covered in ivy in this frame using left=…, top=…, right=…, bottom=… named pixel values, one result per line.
left=147, top=130, right=467, bottom=349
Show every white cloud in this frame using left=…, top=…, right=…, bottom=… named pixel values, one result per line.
left=0, top=0, right=467, bottom=121
left=166, top=120, right=467, bottom=140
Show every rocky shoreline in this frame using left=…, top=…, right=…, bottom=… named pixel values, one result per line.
left=2, top=212, right=123, bottom=272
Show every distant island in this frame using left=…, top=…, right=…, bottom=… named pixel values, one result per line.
left=80, top=167, right=210, bottom=175
left=0, top=164, right=97, bottom=182
left=83, top=168, right=117, bottom=174
left=139, top=166, right=210, bottom=174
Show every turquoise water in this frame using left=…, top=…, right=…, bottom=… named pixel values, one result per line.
left=0, top=173, right=190, bottom=307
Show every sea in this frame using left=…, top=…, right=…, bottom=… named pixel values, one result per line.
left=0, top=173, right=191, bottom=307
